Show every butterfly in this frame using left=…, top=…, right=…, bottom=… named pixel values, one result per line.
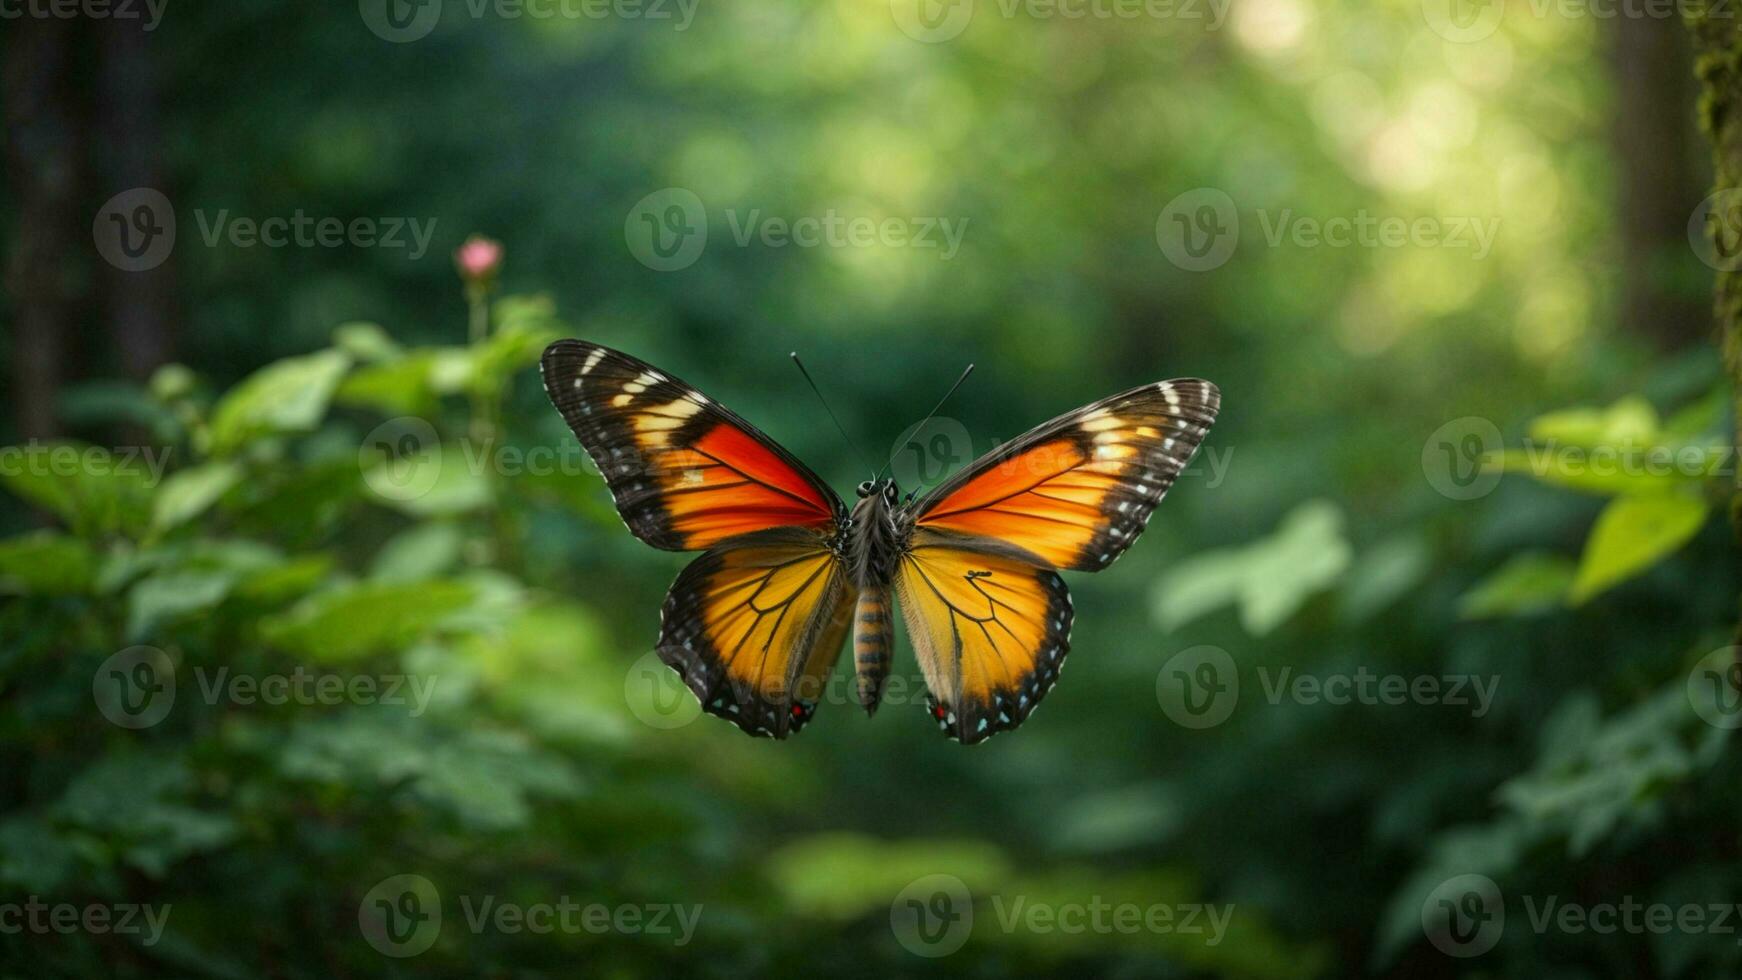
left=540, top=340, right=1220, bottom=744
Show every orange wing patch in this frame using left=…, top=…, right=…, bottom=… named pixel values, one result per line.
left=893, top=529, right=1073, bottom=744
left=659, top=527, right=854, bottom=738
left=542, top=341, right=840, bottom=551
left=914, top=381, right=1219, bottom=572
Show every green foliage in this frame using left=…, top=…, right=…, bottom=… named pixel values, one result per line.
left=1152, top=499, right=1352, bottom=635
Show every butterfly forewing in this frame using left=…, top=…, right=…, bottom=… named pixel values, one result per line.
left=911, top=379, right=1220, bottom=571
left=540, top=341, right=843, bottom=551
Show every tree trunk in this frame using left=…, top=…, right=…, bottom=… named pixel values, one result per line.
left=1687, top=2, right=1742, bottom=642
left=1610, top=16, right=1704, bottom=350
left=96, top=16, right=175, bottom=381
left=2, top=18, right=82, bottom=441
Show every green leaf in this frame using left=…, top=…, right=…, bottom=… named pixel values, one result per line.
left=1458, top=553, right=1576, bottom=619
left=207, top=349, right=351, bottom=456
left=767, top=833, right=1011, bottom=920
left=332, top=321, right=403, bottom=363
left=150, top=461, right=244, bottom=534
left=1494, top=447, right=1699, bottom=497
left=127, top=569, right=238, bottom=640
left=370, top=522, right=464, bottom=583
left=0, top=531, right=96, bottom=595
left=260, top=579, right=476, bottom=661
left=335, top=352, right=442, bottom=416
left=1154, top=500, right=1351, bottom=636
left=1528, top=394, right=1659, bottom=447
left=0, top=441, right=161, bottom=537
left=1568, top=493, right=1709, bottom=605
left=1339, top=534, right=1430, bottom=621
left=362, top=444, right=492, bottom=516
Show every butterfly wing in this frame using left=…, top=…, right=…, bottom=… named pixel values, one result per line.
left=893, top=529, right=1072, bottom=744
left=909, top=379, right=1220, bottom=571
left=540, top=340, right=844, bottom=551
left=542, top=341, right=855, bottom=737
left=660, top=527, right=855, bottom=738
left=895, top=379, right=1220, bottom=743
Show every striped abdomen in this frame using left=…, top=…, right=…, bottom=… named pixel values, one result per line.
left=853, top=587, right=892, bottom=715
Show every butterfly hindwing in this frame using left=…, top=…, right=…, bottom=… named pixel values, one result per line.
left=893, top=529, right=1072, bottom=744
left=659, top=527, right=855, bottom=738
left=909, top=379, right=1220, bottom=571
left=541, top=341, right=843, bottom=551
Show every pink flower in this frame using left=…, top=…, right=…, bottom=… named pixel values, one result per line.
left=454, top=234, right=503, bottom=285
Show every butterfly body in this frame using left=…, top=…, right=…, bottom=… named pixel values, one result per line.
left=845, top=478, right=905, bottom=715
left=541, top=340, right=1219, bottom=744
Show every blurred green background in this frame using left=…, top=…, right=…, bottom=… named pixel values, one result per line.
left=4, top=0, right=1742, bottom=976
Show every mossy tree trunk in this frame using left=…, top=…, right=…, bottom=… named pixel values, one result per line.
left=1688, top=4, right=1742, bottom=643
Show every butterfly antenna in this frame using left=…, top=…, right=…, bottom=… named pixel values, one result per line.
left=874, top=363, right=975, bottom=482
left=791, top=352, right=877, bottom=477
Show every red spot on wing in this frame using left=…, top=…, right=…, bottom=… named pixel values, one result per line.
left=692, top=424, right=833, bottom=518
